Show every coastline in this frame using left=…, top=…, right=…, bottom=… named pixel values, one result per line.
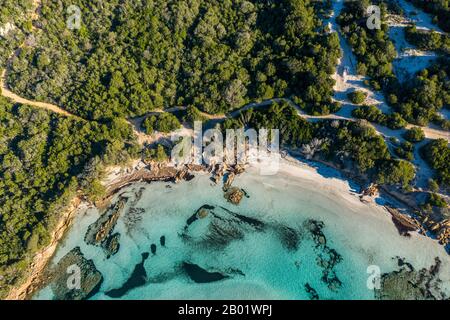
left=7, top=153, right=448, bottom=300
left=4, top=159, right=206, bottom=300
left=5, top=196, right=83, bottom=300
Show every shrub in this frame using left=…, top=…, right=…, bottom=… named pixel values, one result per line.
left=143, top=113, right=181, bottom=134
left=348, top=90, right=368, bottom=104
left=404, top=127, right=425, bottom=143
left=377, top=159, right=416, bottom=187
left=427, top=193, right=447, bottom=208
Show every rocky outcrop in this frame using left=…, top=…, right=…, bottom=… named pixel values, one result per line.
left=375, top=257, right=447, bottom=300
left=223, top=172, right=235, bottom=191
left=224, top=187, right=245, bottom=205
left=50, top=247, right=103, bottom=300
left=360, top=183, right=379, bottom=203
left=174, top=167, right=195, bottom=183
left=184, top=205, right=215, bottom=230
left=421, top=216, right=450, bottom=246
left=385, top=206, right=423, bottom=237
left=103, top=233, right=121, bottom=258
left=85, top=197, right=127, bottom=257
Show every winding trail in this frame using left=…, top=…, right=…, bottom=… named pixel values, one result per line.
left=1, top=1, right=448, bottom=147
left=1, top=70, right=76, bottom=118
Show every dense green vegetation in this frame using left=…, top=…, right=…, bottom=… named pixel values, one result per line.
left=7, top=0, right=341, bottom=119
left=394, top=141, right=414, bottom=161
left=224, top=101, right=414, bottom=185
left=223, top=101, right=314, bottom=148
left=394, top=59, right=450, bottom=127
left=404, top=127, right=425, bottom=143
left=142, top=113, right=181, bottom=135
left=0, top=0, right=32, bottom=68
left=421, top=139, right=450, bottom=188
left=426, top=192, right=448, bottom=208
left=376, top=158, right=416, bottom=187
left=352, top=105, right=407, bottom=129
left=144, top=144, right=169, bottom=163
left=348, top=90, right=368, bottom=104
left=405, top=26, right=450, bottom=54
left=0, top=97, right=138, bottom=298
left=338, top=1, right=450, bottom=129
left=338, top=0, right=397, bottom=90
left=407, top=0, right=450, bottom=33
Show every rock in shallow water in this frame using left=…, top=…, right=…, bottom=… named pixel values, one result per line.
left=50, top=247, right=103, bottom=300
left=375, top=257, right=448, bottom=300
left=85, top=197, right=127, bottom=257
left=104, top=233, right=121, bottom=258
left=224, top=187, right=245, bottom=205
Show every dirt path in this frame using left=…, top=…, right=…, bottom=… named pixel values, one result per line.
left=1, top=0, right=80, bottom=119
left=1, top=70, right=77, bottom=118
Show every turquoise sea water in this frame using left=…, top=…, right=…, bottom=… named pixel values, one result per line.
left=35, top=162, right=450, bottom=300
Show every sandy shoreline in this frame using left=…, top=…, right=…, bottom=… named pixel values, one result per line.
left=5, top=154, right=446, bottom=300
left=5, top=196, right=84, bottom=300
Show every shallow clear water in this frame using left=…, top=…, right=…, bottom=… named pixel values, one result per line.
left=34, top=162, right=450, bottom=300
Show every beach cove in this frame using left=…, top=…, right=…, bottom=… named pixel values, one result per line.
left=31, top=158, right=450, bottom=300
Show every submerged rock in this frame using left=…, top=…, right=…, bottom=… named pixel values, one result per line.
left=85, top=197, right=127, bottom=257
left=123, top=207, right=145, bottom=234
left=150, top=244, right=157, bottom=255
left=182, top=206, right=265, bottom=249
left=305, top=219, right=343, bottom=292
left=185, top=205, right=215, bottom=229
left=375, top=257, right=447, bottom=300
left=104, top=233, right=121, bottom=258
left=50, top=247, right=103, bottom=300
left=305, top=283, right=319, bottom=300
left=106, top=253, right=150, bottom=298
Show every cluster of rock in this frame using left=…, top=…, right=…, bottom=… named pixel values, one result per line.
left=210, top=163, right=247, bottom=205
left=424, top=219, right=450, bottom=245
left=49, top=247, right=103, bottom=300
left=84, top=197, right=127, bottom=258
left=174, top=166, right=195, bottom=183
left=304, top=283, right=319, bottom=300
left=375, top=257, right=447, bottom=300
left=380, top=185, right=450, bottom=250
left=360, top=183, right=379, bottom=203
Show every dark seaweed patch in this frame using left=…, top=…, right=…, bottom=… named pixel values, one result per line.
left=183, top=262, right=229, bottom=283
left=105, top=253, right=149, bottom=298
left=160, top=236, right=166, bottom=247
